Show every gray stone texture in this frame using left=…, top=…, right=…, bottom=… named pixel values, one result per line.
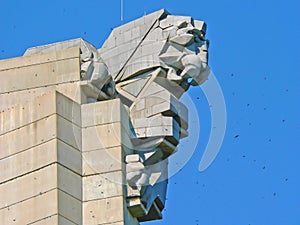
left=0, top=8, right=209, bottom=225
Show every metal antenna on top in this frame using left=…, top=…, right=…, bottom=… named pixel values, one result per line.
left=120, top=0, right=124, bottom=21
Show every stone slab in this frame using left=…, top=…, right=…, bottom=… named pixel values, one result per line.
left=0, top=92, right=56, bottom=135
left=0, top=115, right=57, bottom=160
left=58, top=190, right=82, bottom=225
left=30, top=215, right=78, bottom=225
left=82, top=122, right=132, bottom=152
left=0, top=57, right=80, bottom=94
left=0, top=164, right=57, bottom=209
left=132, top=116, right=173, bottom=129
left=0, top=139, right=56, bottom=182
left=30, top=215, right=58, bottom=225
left=55, top=91, right=81, bottom=126
left=0, top=163, right=82, bottom=210
left=0, top=189, right=58, bottom=225
left=81, top=98, right=122, bottom=128
left=0, top=48, right=80, bottom=71
left=58, top=216, right=78, bottom=225
left=83, top=196, right=124, bottom=225
left=0, top=82, right=83, bottom=112
left=82, top=147, right=123, bottom=176
left=83, top=171, right=123, bottom=202
left=57, top=115, right=82, bottom=150
left=58, top=165, right=82, bottom=200
left=0, top=113, right=81, bottom=157
left=58, top=139, right=82, bottom=175
left=0, top=138, right=82, bottom=184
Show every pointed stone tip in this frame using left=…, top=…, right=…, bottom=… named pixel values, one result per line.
left=142, top=8, right=170, bottom=19
left=155, top=8, right=170, bottom=17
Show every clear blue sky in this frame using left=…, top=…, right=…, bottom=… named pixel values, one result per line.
left=1, top=0, right=299, bottom=224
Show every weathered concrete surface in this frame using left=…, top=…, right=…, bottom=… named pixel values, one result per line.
left=0, top=48, right=81, bottom=94
left=0, top=8, right=209, bottom=225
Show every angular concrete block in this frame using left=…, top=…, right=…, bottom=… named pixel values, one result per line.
left=57, top=139, right=82, bottom=175
left=139, top=79, right=166, bottom=99
left=83, top=171, right=123, bottom=202
left=0, top=140, right=57, bottom=183
left=0, top=92, right=56, bottom=135
left=127, top=197, right=147, bottom=218
left=0, top=113, right=81, bottom=161
left=0, top=164, right=57, bottom=209
left=82, top=147, right=123, bottom=176
left=0, top=189, right=58, bottom=225
left=0, top=82, right=83, bottom=112
left=121, top=77, right=150, bottom=98
left=141, top=41, right=164, bottom=57
left=147, top=94, right=188, bottom=129
left=132, top=116, right=173, bottom=129
left=57, top=116, right=82, bottom=150
left=58, top=216, right=78, bottom=225
left=55, top=91, right=81, bottom=126
left=170, top=34, right=194, bottom=46
left=0, top=57, right=80, bottom=94
left=82, top=123, right=121, bottom=151
left=58, top=190, right=82, bottom=225
left=81, top=98, right=122, bottom=127
left=0, top=115, right=57, bottom=160
left=29, top=215, right=58, bottom=225
left=83, top=196, right=124, bottom=225
left=82, top=122, right=132, bottom=151
left=125, top=154, right=142, bottom=163
left=30, top=215, right=77, bottom=225
left=58, top=165, right=82, bottom=200
left=126, top=162, right=144, bottom=173
left=55, top=82, right=85, bottom=105
left=0, top=136, right=82, bottom=184
left=0, top=91, right=81, bottom=136
left=0, top=9, right=208, bottom=225
left=126, top=184, right=141, bottom=198
left=0, top=47, right=80, bottom=71
left=24, top=38, right=97, bottom=57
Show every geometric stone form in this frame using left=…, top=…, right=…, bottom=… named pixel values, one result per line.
left=0, top=8, right=210, bottom=225
left=0, top=47, right=81, bottom=94
left=98, top=9, right=210, bottom=222
left=0, top=91, right=138, bottom=225
left=121, top=77, right=150, bottom=97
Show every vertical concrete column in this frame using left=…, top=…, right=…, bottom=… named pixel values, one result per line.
left=0, top=91, right=82, bottom=225
left=81, top=99, right=139, bottom=225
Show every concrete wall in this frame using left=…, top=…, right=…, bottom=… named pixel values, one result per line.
left=0, top=50, right=138, bottom=225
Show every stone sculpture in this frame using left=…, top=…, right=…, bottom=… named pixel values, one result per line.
left=99, top=9, right=210, bottom=221
left=20, top=9, right=210, bottom=222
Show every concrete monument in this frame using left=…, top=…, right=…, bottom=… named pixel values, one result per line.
left=0, top=9, right=209, bottom=224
